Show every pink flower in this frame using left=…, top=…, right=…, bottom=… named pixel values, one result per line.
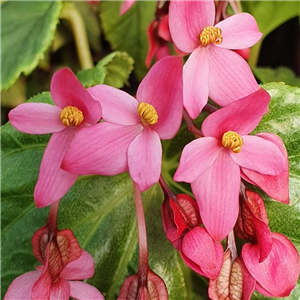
left=120, top=0, right=136, bottom=15
left=62, top=56, right=183, bottom=191
left=8, top=68, right=102, bottom=208
left=174, top=89, right=287, bottom=241
left=169, top=0, right=262, bottom=118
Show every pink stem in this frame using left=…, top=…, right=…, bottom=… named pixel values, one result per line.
left=183, top=109, right=203, bottom=137
left=47, top=200, right=60, bottom=241
left=159, top=175, right=176, bottom=200
left=227, top=230, right=238, bottom=262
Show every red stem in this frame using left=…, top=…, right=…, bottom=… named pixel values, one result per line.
left=159, top=175, right=176, bottom=200
left=47, top=200, right=60, bottom=241
left=183, top=109, right=203, bottom=137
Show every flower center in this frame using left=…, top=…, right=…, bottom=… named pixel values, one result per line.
left=200, top=26, right=223, bottom=47
left=60, top=106, right=84, bottom=127
left=222, top=131, right=243, bottom=153
left=137, top=102, right=158, bottom=126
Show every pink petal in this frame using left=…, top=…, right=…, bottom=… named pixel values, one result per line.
left=50, top=278, right=70, bottom=300
left=216, top=13, right=262, bottom=49
left=34, top=129, right=78, bottom=208
left=191, top=149, right=240, bottom=241
left=50, top=68, right=102, bottom=124
left=62, top=122, right=142, bottom=175
left=202, top=88, right=270, bottom=139
left=61, top=250, right=94, bottom=281
left=169, top=0, right=215, bottom=53
left=154, top=44, right=171, bottom=62
left=128, top=127, right=161, bottom=191
left=69, top=281, right=105, bottom=300
left=146, top=21, right=161, bottom=68
left=158, top=15, right=171, bottom=42
left=183, top=47, right=209, bottom=119
left=207, top=46, right=259, bottom=107
left=119, top=0, right=135, bottom=15
left=230, top=135, right=286, bottom=176
left=8, top=103, right=64, bottom=134
left=32, top=267, right=52, bottom=300
left=242, top=233, right=300, bottom=297
left=4, top=271, right=41, bottom=300
left=136, top=56, right=183, bottom=139
left=88, top=85, right=139, bottom=125
left=174, top=137, right=220, bottom=183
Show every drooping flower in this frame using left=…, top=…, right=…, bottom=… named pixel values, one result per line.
left=174, top=89, right=287, bottom=241
left=62, top=56, right=183, bottom=191
left=8, top=68, right=102, bottom=208
left=169, top=0, right=262, bottom=118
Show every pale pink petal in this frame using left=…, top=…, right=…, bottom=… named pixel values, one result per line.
left=202, top=88, right=270, bottom=139
left=62, top=122, right=142, bottom=175
left=136, top=56, right=183, bottom=139
left=230, top=135, right=286, bottom=176
left=207, top=46, right=259, bottom=107
left=216, top=13, right=262, bottom=49
left=120, top=0, right=135, bottom=15
left=69, top=281, right=105, bottom=300
left=169, top=0, right=215, bottom=53
left=174, top=137, right=220, bottom=183
left=61, top=250, right=94, bottom=281
left=242, top=233, right=300, bottom=297
left=128, top=127, right=161, bottom=191
left=34, top=129, right=78, bottom=208
left=4, top=271, right=41, bottom=300
left=183, top=47, right=209, bottom=119
left=8, top=103, right=64, bottom=134
left=50, top=278, right=70, bottom=300
left=88, top=85, right=139, bottom=125
left=191, top=150, right=240, bottom=241
left=50, top=68, right=102, bottom=124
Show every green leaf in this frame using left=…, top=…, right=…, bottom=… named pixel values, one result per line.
left=77, top=51, right=134, bottom=88
left=1, top=1, right=62, bottom=90
left=100, top=1, right=156, bottom=80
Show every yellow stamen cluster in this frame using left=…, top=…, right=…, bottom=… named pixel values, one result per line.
left=200, top=26, right=223, bottom=47
left=222, top=131, right=243, bottom=153
left=60, top=106, right=84, bottom=127
left=137, top=102, right=158, bottom=126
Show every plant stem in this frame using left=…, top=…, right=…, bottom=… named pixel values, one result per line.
left=47, top=200, right=60, bottom=241
left=159, top=175, right=176, bottom=200
left=248, top=40, right=262, bottom=69
left=227, top=230, right=237, bottom=262
left=183, top=109, right=203, bottom=137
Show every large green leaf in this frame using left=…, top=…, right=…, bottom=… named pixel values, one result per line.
left=1, top=1, right=62, bottom=90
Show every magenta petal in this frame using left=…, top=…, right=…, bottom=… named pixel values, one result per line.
left=169, top=0, right=215, bottom=53
left=88, top=85, right=139, bottom=125
left=216, top=13, right=262, bottom=49
left=174, top=137, right=220, bottom=183
left=183, top=47, right=209, bottom=119
left=207, top=46, right=259, bottom=107
left=69, top=281, right=104, bottom=300
left=192, top=150, right=240, bottom=241
left=62, top=122, right=142, bottom=175
left=9, top=103, right=64, bottom=134
left=50, top=278, right=70, bottom=300
left=34, top=129, right=78, bottom=208
left=136, top=56, right=183, bottom=139
left=32, top=266, right=52, bottom=300
left=242, top=233, right=300, bottom=297
left=119, top=0, right=135, bottom=15
left=202, top=88, right=270, bottom=139
left=128, top=127, right=161, bottom=191
left=231, top=135, right=286, bottom=176
left=61, top=250, right=94, bottom=281
left=50, top=68, right=102, bottom=124
left=4, top=271, right=40, bottom=300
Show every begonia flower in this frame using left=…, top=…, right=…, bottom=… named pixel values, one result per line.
left=8, top=68, right=102, bottom=208
left=62, top=56, right=183, bottom=191
left=169, top=0, right=262, bottom=118
left=120, top=0, right=136, bottom=15
left=174, top=89, right=287, bottom=241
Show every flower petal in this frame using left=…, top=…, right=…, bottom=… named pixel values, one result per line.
left=191, top=150, right=240, bottom=241
left=62, top=123, right=142, bottom=175
left=88, top=85, right=139, bottom=125
left=216, top=13, right=262, bottom=49
left=4, top=271, right=41, bottom=300
left=34, top=129, right=78, bottom=208
left=183, top=47, right=209, bottom=119
left=50, top=68, right=102, bottom=124
left=230, top=135, right=287, bottom=176
left=128, top=127, right=161, bottom=191
left=50, top=278, right=70, bottom=300
left=202, top=88, right=270, bottom=139
left=174, top=137, right=220, bottom=183
left=69, top=281, right=105, bottom=300
left=169, top=0, right=215, bottom=53
left=119, top=0, right=135, bottom=15
left=136, top=56, right=183, bottom=139
left=8, top=103, right=64, bottom=134
left=207, top=46, right=259, bottom=107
